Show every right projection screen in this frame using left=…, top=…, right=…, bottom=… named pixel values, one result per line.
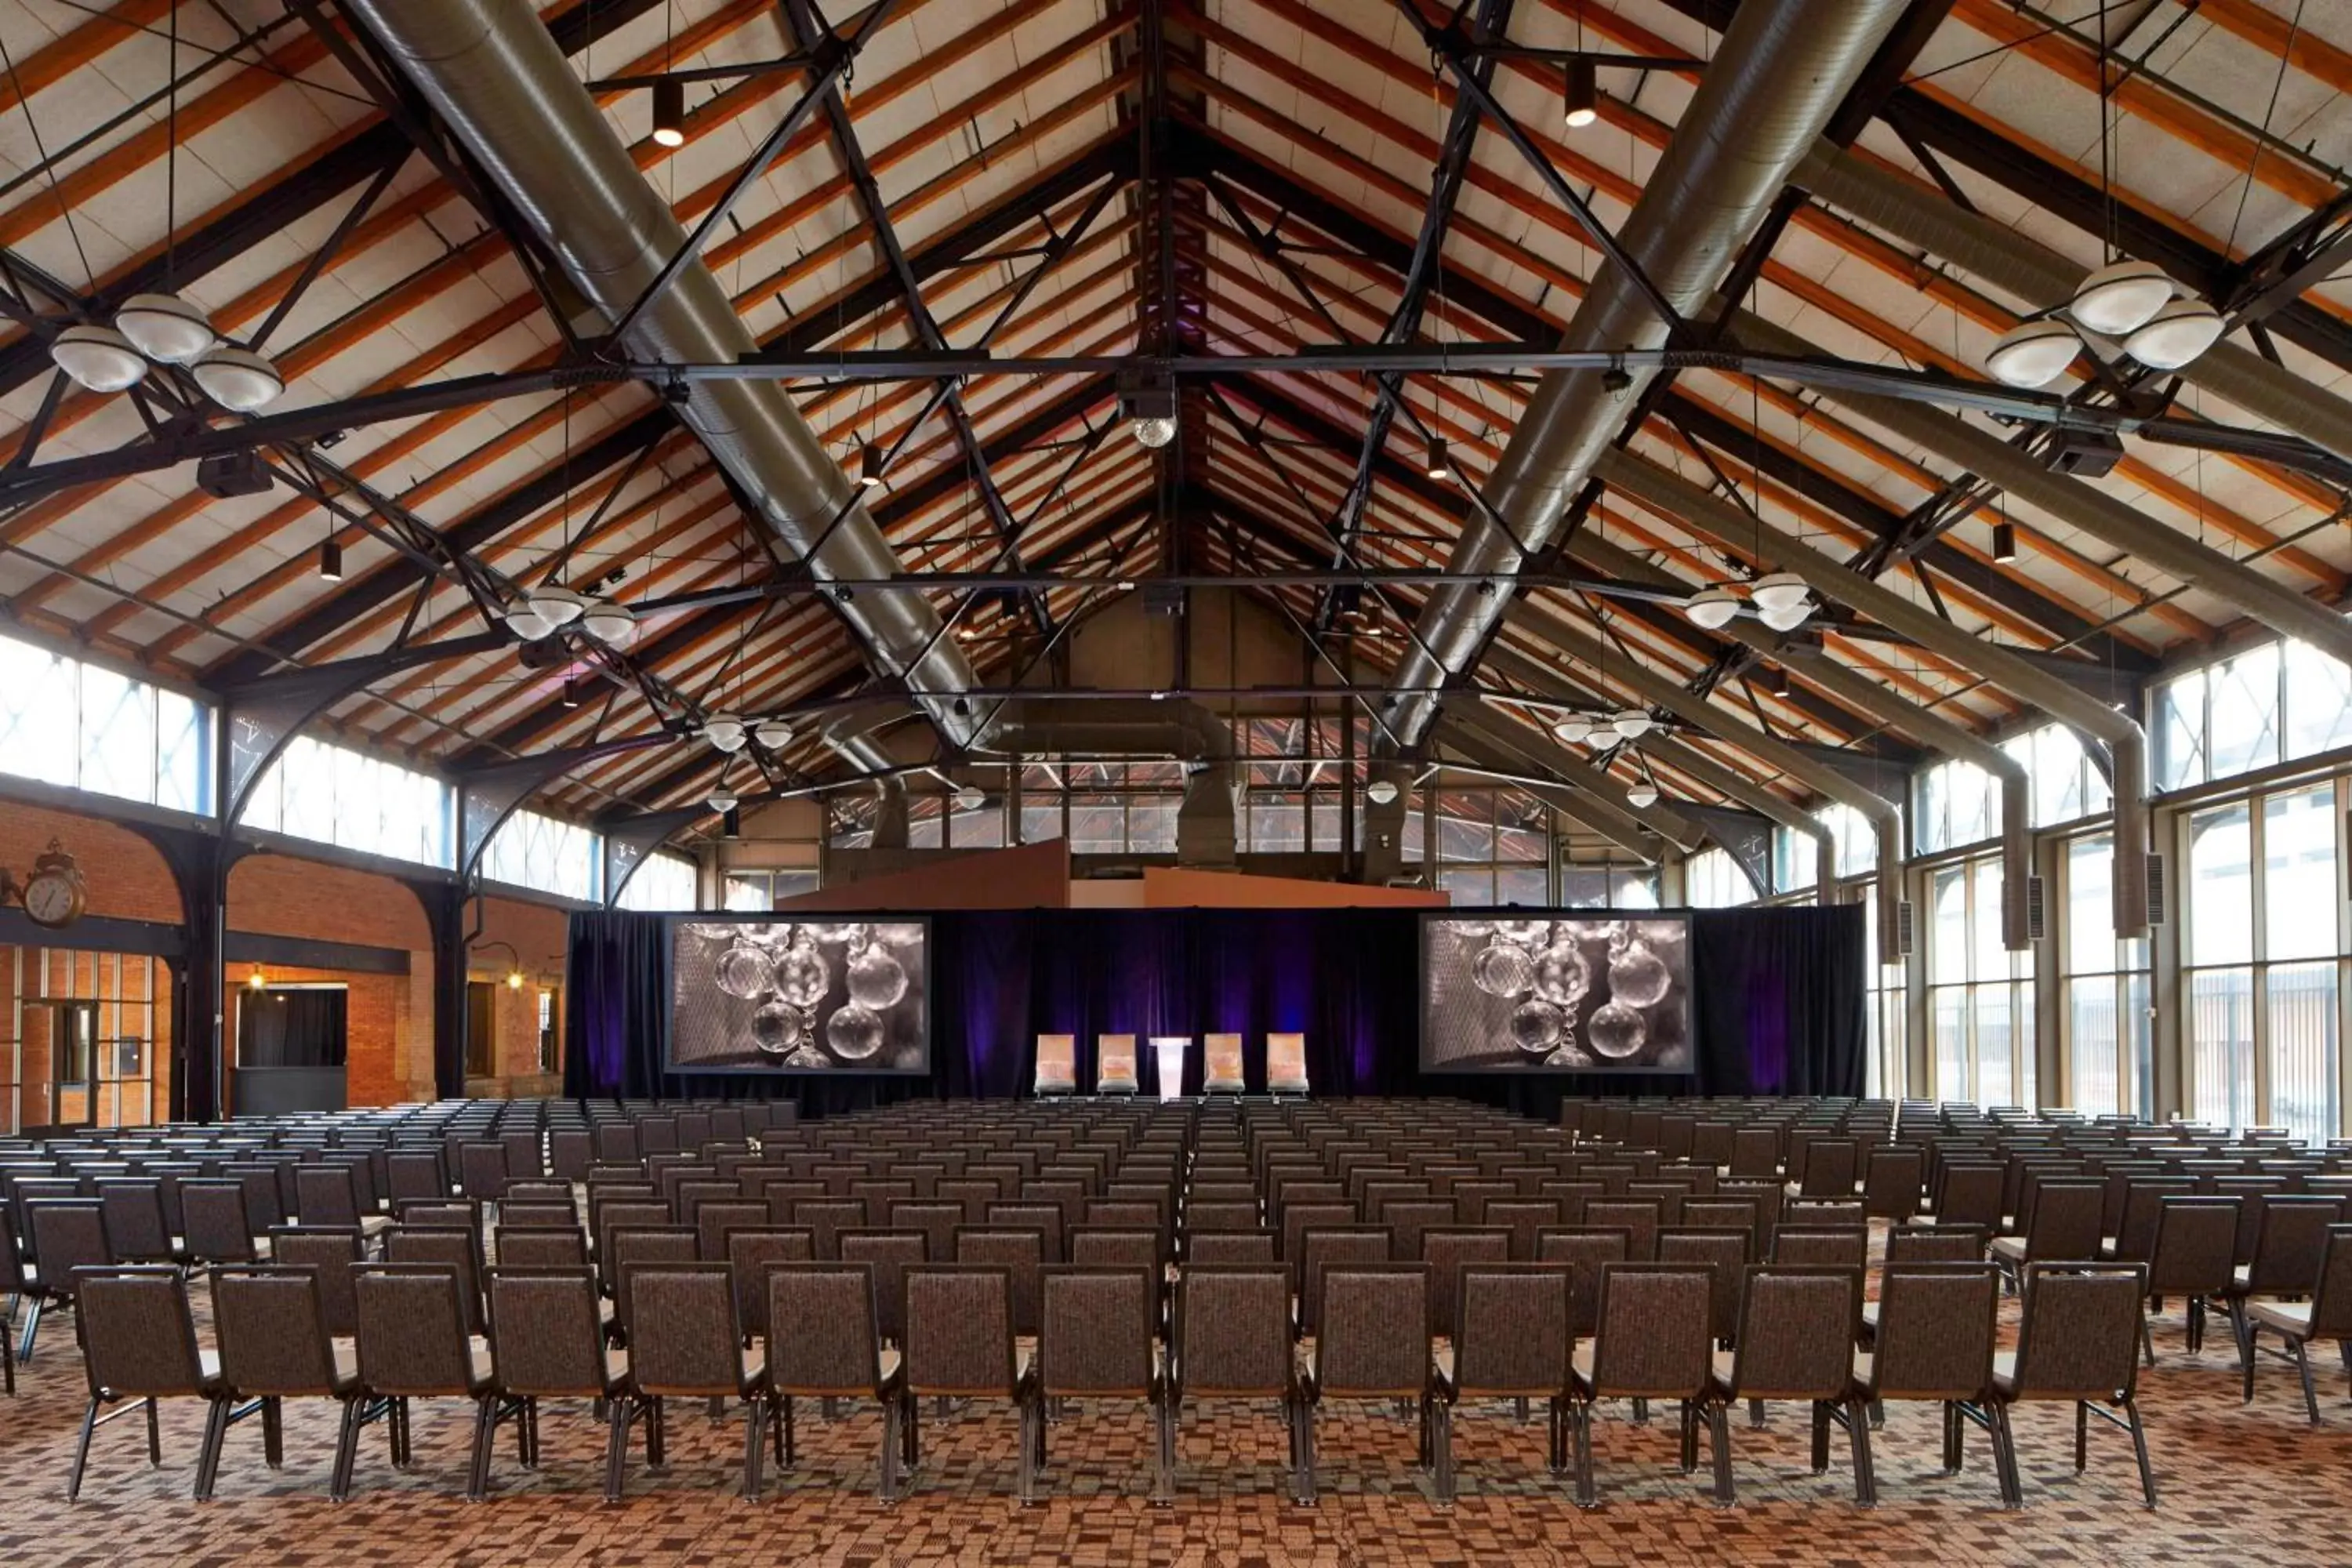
left=1420, top=915, right=1694, bottom=1073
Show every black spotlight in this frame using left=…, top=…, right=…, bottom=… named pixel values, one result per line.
left=317, top=539, right=343, bottom=582
left=652, top=77, right=686, bottom=148
left=1991, top=521, right=2019, bottom=563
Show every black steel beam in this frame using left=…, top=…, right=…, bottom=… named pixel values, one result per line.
left=1212, top=370, right=1915, bottom=761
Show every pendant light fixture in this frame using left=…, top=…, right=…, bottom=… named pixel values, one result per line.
left=2124, top=297, right=2226, bottom=370
left=1682, top=585, right=1739, bottom=630
left=1611, top=710, right=1653, bottom=741
left=953, top=783, right=986, bottom=813
left=1748, top=571, right=1809, bottom=615
left=1365, top=778, right=1399, bottom=806
left=753, top=718, right=795, bottom=751
left=1991, top=519, right=2019, bottom=563
left=191, top=345, right=285, bottom=411
left=1756, top=597, right=1814, bottom=633
left=1564, top=56, right=1599, bottom=129
left=1425, top=436, right=1450, bottom=480
left=1624, top=780, right=1660, bottom=810
left=317, top=539, right=343, bottom=582
left=1552, top=714, right=1595, bottom=745
left=651, top=77, right=686, bottom=148
left=578, top=597, right=637, bottom=645
left=702, top=713, right=748, bottom=753
left=858, top=441, right=887, bottom=489
left=49, top=325, right=148, bottom=393
left=2069, top=257, right=2173, bottom=336
left=1985, top=318, right=2082, bottom=388
left=706, top=783, right=739, bottom=814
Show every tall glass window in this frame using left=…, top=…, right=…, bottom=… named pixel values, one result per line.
left=1926, top=854, right=2034, bottom=1106
left=0, top=631, right=212, bottom=812
left=1684, top=846, right=1757, bottom=909
left=2156, top=635, right=2352, bottom=791
left=1430, top=789, right=1551, bottom=905
left=2183, top=784, right=2342, bottom=1143
left=615, top=851, right=698, bottom=912
left=481, top=808, right=601, bottom=902
left=238, top=733, right=451, bottom=866
left=2062, top=833, right=2152, bottom=1118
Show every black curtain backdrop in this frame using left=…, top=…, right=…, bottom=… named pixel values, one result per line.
left=563, top=904, right=1865, bottom=1115
left=237, top=987, right=348, bottom=1069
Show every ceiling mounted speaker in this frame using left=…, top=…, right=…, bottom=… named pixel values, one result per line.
left=1683, top=585, right=1739, bottom=630
left=49, top=325, right=148, bottom=393
left=1984, top=318, right=2081, bottom=387
left=2069, top=258, right=2173, bottom=336
left=2124, top=297, right=2226, bottom=370
left=191, top=345, right=284, bottom=411
left=114, top=291, right=216, bottom=364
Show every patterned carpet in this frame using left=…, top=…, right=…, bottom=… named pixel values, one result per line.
left=8, top=1293, right=2350, bottom=1567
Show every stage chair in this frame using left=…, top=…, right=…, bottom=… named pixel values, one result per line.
left=1266, top=1033, right=1309, bottom=1097
left=1033, top=1035, right=1079, bottom=1098
left=1096, top=1035, right=1140, bottom=1097
left=1203, top=1034, right=1247, bottom=1097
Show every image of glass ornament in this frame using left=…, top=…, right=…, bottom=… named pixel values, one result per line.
left=1509, top=998, right=1565, bottom=1054
left=775, top=934, right=832, bottom=1009
left=873, top=922, right=926, bottom=948
left=713, top=936, right=775, bottom=1000
left=812, top=922, right=868, bottom=947
left=1470, top=941, right=1534, bottom=998
left=1531, top=942, right=1591, bottom=1007
left=1449, top=920, right=1496, bottom=937
left=1606, top=924, right=1674, bottom=1008
left=847, top=943, right=909, bottom=1010
left=1587, top=1000, right=1647, bottom=1060
left=827, top=1003, right=885, bottom=1061
left=750, top=1000, right=806, bottom=1057
left=1492, top=919, right=1550, bottom=946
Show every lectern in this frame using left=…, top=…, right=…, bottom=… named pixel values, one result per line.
left=1148, top=1036, right=1190, bottom=1102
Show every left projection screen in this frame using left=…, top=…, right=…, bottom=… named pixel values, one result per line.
left=666, top=917, right=931, bottom=1074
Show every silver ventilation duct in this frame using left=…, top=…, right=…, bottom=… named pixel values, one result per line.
left=979, top=697, right=1238, bottom=866
left=1640, top=732, right=1836, bottom=897
left=1503, top=598, right=1907, bottom=954
left=820, top=703, right=909, bottom=849
left=1560, top=519, right=2032, bottom=947
left=1795, top=142, right=2352, bottom=467
left=1380, top=0, right=1908, bottom=746
left=1730, top=309, right=2352, bottom=671
left=343, top=0, right=984, bottom=748
left=1599, top=445, right=2149, bottom=936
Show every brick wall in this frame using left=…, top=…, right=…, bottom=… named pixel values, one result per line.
left=0, top=800, right=581, bottom=1122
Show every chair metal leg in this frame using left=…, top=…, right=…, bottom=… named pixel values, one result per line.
left=604, top=1399, right=630, bottom=1504
left=646, top=1396, right=666, bottom=1471
left=1941, top=1401, right=1962, bottom=1473
left=1151, top=1394, right=1175, bottom=1507
left=1017, top=1399, right=1039, bottom=1506
left=2074, top=1399, right=2089, bottom=1471
left=1987, top=1402, right=2023, bottom=1508
left=1708, top=1402, right=1734, bottom=1506
left=1748, top=1395, right=1766, bottom=1430
left=1432, top=1397, right=1454, bottom=1508
left=330, top=1397, right=363, bottom=1503
left=1846, top=1396, right=1876, bottom=1508
left=2295, top=1338, right=2322, bottom=1425
left=739, top=1395, right=766, bottom=1501
left=194, top=1396, right=231, bottom=1502
left=780, top=1392, right=796, bottom=1467
left=2188, top=1298, right=2206, bottom=1355
left=2140, top=1308, right=2157, bottom=1368
left=1809, top=1400, right=1831, bottom=1473
left=1294, top=1400, right=1318, bottom=1505
left=2243, top=1322, right=2261, bottom=1403
left=20, top=1297, right=44, bottom=1364
left=1570, top=1401, right=1597, bottom=1508
left=2124, top=1395, right=2158, bottom=1509
left=466, top=1395, right=497, bottom=1502
left=262, top=1396, right=282, bottom=1468
left=517, top=1397, right=535, bottom=1467
left=146, top=1397, right=162, bottom=1465
left=880, top=1396, right=902, bottom=1504
left=67, top=1395, right=99, bottom=1501
left=0, top=1306, right=13, bottom=1393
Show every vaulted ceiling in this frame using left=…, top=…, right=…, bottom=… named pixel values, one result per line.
left=0, top=0, right=2347, bottom=857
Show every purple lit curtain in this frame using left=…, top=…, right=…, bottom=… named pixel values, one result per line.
left=564, top=903, right=1861, bottom=1113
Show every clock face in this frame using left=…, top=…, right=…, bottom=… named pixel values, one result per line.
left=22, top=871, right=78, bottom=928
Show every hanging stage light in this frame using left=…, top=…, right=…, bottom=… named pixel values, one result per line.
left=651, top=77, right=686, bottom=148
left=1564, top=56, right=1599, bottom=129
left=317, top=539, right=343, bottom=582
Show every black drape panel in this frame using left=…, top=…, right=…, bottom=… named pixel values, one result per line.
left=236, top=988, right=347, bottom=1068
left=562, top=902, right=1864, bottom=1115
